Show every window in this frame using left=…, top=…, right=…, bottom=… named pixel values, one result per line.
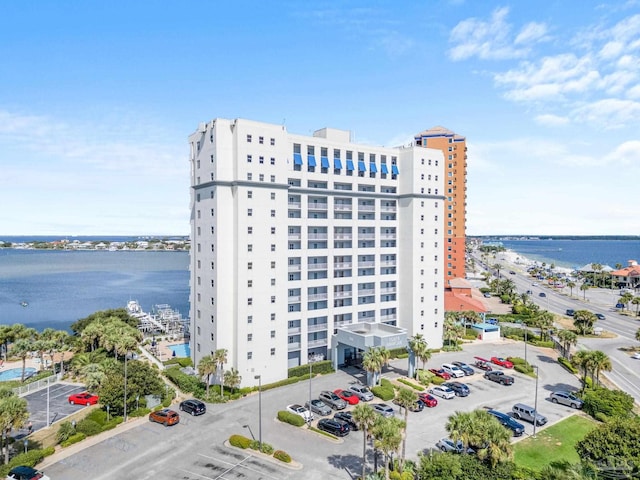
left=271, top=227, right=276, bottom=234
left=248, top=244, right=253, bottom=252
left=247, top=155, right=252, bottom=163
left=248, top=298, right=253, bottom=305
left=271, top=244, right=276, bottom=252
left=271, top=209, right=276, bottom=217
left=259, top=156, right=264, bottom=164
left=210, top=333, right=214, bottom=340
left=247, top=333, right=253, bottom=341
left=247, top=173, right=252, bottom=180
left=247, top=315, right=253, bottom=324
left=247, top=352, right=252, bottom=359
left=271, top=192, right=276, bottom=200
left=259, top=136, right=264, bottom=144
left=259, top=174, right=264, bottom=181
left=270, top=175, right=275, bottom=182
left=270, top=157, right=275, bottom=165
left=271, top=330, right=275, bottom=338
left=270, top=138, right=275, bottom=146
left=271, top=296, right=276, bottom=303
left=248, top=209, right=253, bottom=216
left=271, top=261, right=276, bottom=268
left=248, top=226, right=253, bottom=234
left=270, top=348, right=276, bottom=356
left=248, top=262, right=253, bottom=269
left=248, top=280, right=252, bottom=287
left=247, top=134, right=252, bottom=143
left=271, top=313, right=276, bottom=321
left=271, top=278, right=276, bottom=285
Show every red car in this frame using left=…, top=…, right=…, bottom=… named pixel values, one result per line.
left=68, top=392, right=99, bottom=406
left=417, top=392, right=438, bottom=407
left=491, top=357, right=514, bottom=368
left=428, top=368, right=452, bottom=380
left=334, top=389, right=360, bottom=405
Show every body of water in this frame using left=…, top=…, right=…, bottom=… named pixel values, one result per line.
left=497, top=239, right=640, bottom=270
left=0, top=248, right=189, bottom=332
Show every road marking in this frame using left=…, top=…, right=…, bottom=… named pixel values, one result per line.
left=194, top=452, right=283, bottom=480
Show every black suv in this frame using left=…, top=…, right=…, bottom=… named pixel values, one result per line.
left=179, top=399, right=206, bottom=416
left=317, top=418, right=350, bottom=436
left=442, top=382, right=470, bottom=397
left=452, top=361, right=475, bottom=376
left=334, top=411, right=359, bottom=430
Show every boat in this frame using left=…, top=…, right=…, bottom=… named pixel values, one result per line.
left=126, top=300, right=188, bottom=336
left=20, top=301, right=28, bottom=307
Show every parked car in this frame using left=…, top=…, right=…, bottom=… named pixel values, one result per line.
left=452, top=361, right=475, bottom=376
left=417, top=392, right=438, bottom=407
left=532, top=282, right=539, bottom=286
left=179, top=399, right=206, bottom=416
left=565, top=309, right=575, bottom=316
left=539, top=292, right=546, bottom=297
left=490, top=357, right=514, bottom=368
left=442, top=382, right=470, bottom=397
left=484, top=370, right=514, bottom=385
left=334, top=388, right=360, bottom=405
left=435, top=438, right=474, bottom=454
left=428, top=368, right=452, bottom=380
left=512, top=403, right=547, bottom=426
left=317, top=418, right=349, bottom=436
left=441, top=363, right=465, bottom=378
left=68, top=392, right=99, bottom=406
left=595, top=313, right=606, bottom=320
left=428, top=385, right=455, bottom=399
left=372, top=403, right=395, bottom=417
left=149, top=408, right=180, bottom=426
left=487, top=409, right=525, bottom=436
left=526, top=289, right=533, bottom=295
left=615, top=303, right=625, bottom=309
left=483, top=292, right=492, bottom=298
left=632, top=352, right=640, bottom=360
left=549, top=391, right=583, bottom=409
left=305, top=399, right=332, bottom=416
left=349, top=384, right=374, bottom=401
left=334, top=411, right=359, bottom=430
left=393, top=398, right=425, bottom=412
left=319, top=390, right=347, bottom=410
left=287, top=404, right=313, bottom=422
left=473, top=357, right=493, bottom=371
left=487, top=318, right=499, bottom=325
left=509, top=270, right=516, bottom=275
left=7, top=466, right=50, bottom=480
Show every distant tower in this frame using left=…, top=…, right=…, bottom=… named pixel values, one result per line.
left=414, top=127, right=467, bottom=282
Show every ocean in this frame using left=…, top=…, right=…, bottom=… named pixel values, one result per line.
left=497, top=239, right=640, bottom=270
left=0, top=248, right=189, bottom=332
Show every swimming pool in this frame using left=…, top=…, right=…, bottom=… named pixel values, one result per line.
left=167, top=343, right=190, bottom=358
left=0, top=367, right=36, bottom=382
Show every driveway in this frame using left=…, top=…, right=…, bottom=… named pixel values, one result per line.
left=42, top=340, right=582, bottom=480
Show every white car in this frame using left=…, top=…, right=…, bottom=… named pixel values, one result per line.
left=428, top=385, right=455, bottom=399
left=372, top=403, right=395, bottom=417
left=441, top=363, right=465, bottom=378
left=632, top=352, right=640, bottom=360
left=286, top=404, right=313, bottom=422
left=349, top=384, right=374, bottom=401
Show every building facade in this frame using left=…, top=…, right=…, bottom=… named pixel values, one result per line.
left=414, top=127, right=467, bottom=282
left=188, top=118, right=445, bottom=386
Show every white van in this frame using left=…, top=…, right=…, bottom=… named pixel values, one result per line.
left=441, top=363, right=465, bottom=378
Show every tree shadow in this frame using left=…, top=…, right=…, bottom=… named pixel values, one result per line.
left=327, top=453, right=363, bottom=479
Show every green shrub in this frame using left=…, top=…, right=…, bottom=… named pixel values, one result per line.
left=2, top=448, right=52, bottom=472
left=558, top=357, right=578, bottom=373
left=250, top=440, right=274, bottom=454
left=371, top=385, right=395, bottom=401
left=76, top=419, right=102, bottom=437
left=431, top=376, right=445, bottom=385
left=273, top=450, right=292, bottom=463
left=507, top=356, right=526, bottom=365
left=229, top=434, right=251, bottom=449
left=310, top=426, right=338, bottom=439
left=128, top=407, right=151, bottom=418
left=164, top=366, right=202, bottom=393
left=61, top=432, right=87, bottom=447
left=416, top=369, right=434, bottom=385
left=388, top=347, right=408, bottom=358
left=583, top=388, right=634, bottom=419
left=287, top=360, right=334, bottom=378
left=594, top=411, right=609, bottom=423
left=85, top=408, right=108, bottom=425
left=380, top=378, right=393, bottom=389
left=277, top=410, right=305, bottom=426
left=56, top=421, right=76, bottom=443
left=263, top=374, right=310, bottom=391
left=397, top=378, right=423, bottom=391
left=514, top=364, right=534, bottom=375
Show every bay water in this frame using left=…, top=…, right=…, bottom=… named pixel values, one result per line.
left=0, top=249, right=189, bottom=332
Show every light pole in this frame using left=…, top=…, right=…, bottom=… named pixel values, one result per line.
left=254, top=374, right=262, bottom=452
left=123, top=352, right=128, bottom=422
left=533, top=365, right=539, bottom=438
left=308, top=358, right=317, bottom=428
left=243, top=424, right=255, bottom=440
left=106, top=405, right=110, bottom=422
left=23, top=437, right=28, bottom=454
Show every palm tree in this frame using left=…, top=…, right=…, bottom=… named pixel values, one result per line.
left=197, top=355, right=217, bottom=396
left=571, top=350, right=593, bottom=390
left=372, top=416, right=404, bottom=480
left=567, top=281, right=576, bottom=297
left=223, top=368, right=242, bottom=393
left=636, top=328, right=640, bottom=342
left=535, top=311, right=555, bottom=342
left=579, top=283, right=589, bottom=300
left=407, top=334, right=430, bottom=373
left=493, top=263, right=502, bottom=279
left=443, top=316, right=464, bottom=347
left=352, top=403, right=377, bottom=480
left=0, top=394, right=29, bottom=464
left=10, top=339, right=33, bottom=382
left=363, top=347, right=384, bottom=386
left=395, top=387, right=418, bottom=472
left=620, top=292, right=634, bottom=311
left=573, top=310, right=596, bottom=335
left=589, top=350, right=611, bottom=386
left=557, top=329, right=578, bottom=358
left=632, top=297, right=640, bottom=317
left=213, top=349, right=228, bottom=396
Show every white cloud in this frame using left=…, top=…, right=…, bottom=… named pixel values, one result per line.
left=514, top=22, right=549, bottom=45
left=603, top=140, right=640, bottom=165
left=572, top=98, right=640, bottom=128
left=534, top=114, right=569, bottom=126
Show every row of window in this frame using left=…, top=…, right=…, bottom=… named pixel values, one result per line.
left=246, top=134, right=276, bottom=146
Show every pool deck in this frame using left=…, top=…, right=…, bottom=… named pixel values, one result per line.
left=148, top=338, right=190, bottom=362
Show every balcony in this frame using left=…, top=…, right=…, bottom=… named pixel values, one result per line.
left=308, top=263, right=328, bottom=271
left=334, top=233, right=352, bottom=240
left=287, top=342, right=301, bottom=351
left=380, top=260, right=396, bottom=266
left=334, top=262, right=353, bottom=269
left=308, top=323, right=328, bottom=333
left=288, top=264, right=302, bottom=272
left=380, top=204, right=397, bottom=212
left=358, top=204, right=375, bottom=212
left=287, top=326, right=301, bottom=334
left=308, top=293, right=328, bottom=301
left=308, top=203, right=328, bottom=211
left=308, top=233, right=328, bottom=240
left=288, top=295, right=301, bottom=302
left=358, top=288, right=375, bottom=296
left=379, top=233, right=396, bottom=240
left=288, top=201, right=301, bottom=209
left=358, top=260, right=375, bottom=267
left=333, top=290, right=352, bottom=299
left=380, top=313, right=397, bottom=322
left=358, top=233, right=376, bottom=240
left=308, top=338, right=328, bottom=347
left=288, top=232, right=301, bottom=240
left=334, top=204, right=352, bottom=211
left=380, top=286, right=397, bottom=294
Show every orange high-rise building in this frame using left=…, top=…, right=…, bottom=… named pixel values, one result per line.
left=414, top=127, right=467, bottom=282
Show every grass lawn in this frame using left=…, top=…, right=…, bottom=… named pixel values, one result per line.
left=514, top=414, right=597, bottom=471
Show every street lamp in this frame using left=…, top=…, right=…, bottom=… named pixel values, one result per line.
left=123, top=352, right=128, bottom=422
left=106, top=405, right=110, bottom=422
left=254, top=374, right=262, bottom=452
left=533, top=365, right=539, bottom=438
left=23, top=437, right=28, bottom=454
left=243, top=424, right=255, bottom=441
left=308, top=357, right=318, bottom=428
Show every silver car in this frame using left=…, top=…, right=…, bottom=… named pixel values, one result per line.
left=372, top=403, right=394, bottom=417
left=550, top=391, right=583, bottom=409
left=319, top=390, right=347, bottom=410
left=305, top=399, right=331, bottom=416
left=349, top=384, right=374, bottom=401
left=436, top=437, right=474, bottom=454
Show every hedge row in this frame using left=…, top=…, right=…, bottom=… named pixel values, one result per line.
left=0, top=447, right=55, bottom=478
left=396, top=378, right=423, bottom=391
left=228, top=435, right=291, bottom=463
left=277, top=410, right=305, bottom=427
left=164, top=365, right=201, bottom=393
left=229, top=434, right=252, bottom=449
left=372, top=379, right=395, bottom=401
left=558, top=357, right=578, bottom=373
left=263, top=373, right=310, bottom=391
left=61, top=432, right=87, bottom=447
left=274, top=450, right=292, bottom=463
left=287, top=360, right=334, bottom=378
left=250, top=440, right=274, bottom=454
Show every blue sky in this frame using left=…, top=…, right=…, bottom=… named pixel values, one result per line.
left=1, top=1, right=639, bottom=236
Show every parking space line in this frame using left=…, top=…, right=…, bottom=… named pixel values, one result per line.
left=196, top=452, right=283, bottom=480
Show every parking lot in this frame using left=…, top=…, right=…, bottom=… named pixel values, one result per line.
left=24, top=382, right=90, bottom=432
left=43, top=339, right=583, bottom=480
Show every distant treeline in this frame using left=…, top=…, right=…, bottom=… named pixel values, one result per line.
left=470, top=235, right=640, bottom=241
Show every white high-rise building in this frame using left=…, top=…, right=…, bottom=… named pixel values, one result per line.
left=188, top=118, right=445, bottom=386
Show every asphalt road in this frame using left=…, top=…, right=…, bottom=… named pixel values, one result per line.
left=43, top=341, right=582, bottom=480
